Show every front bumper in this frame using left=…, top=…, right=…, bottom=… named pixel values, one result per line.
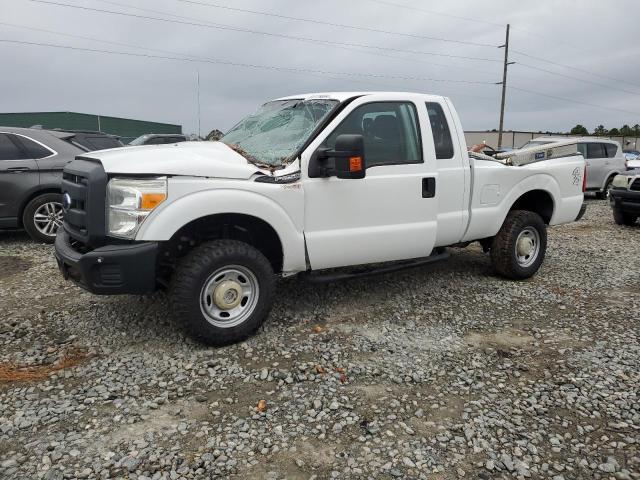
left=54, top=229, right=159, bottom=295
left=609, top=188, right=640, bottom=214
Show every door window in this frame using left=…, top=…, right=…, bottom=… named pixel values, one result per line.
left=586, top=143, right=606, bottom=159
left=577, top=143, right=587, bottom=158
left=604, top=143, right=618, bottom=158
left=14, top=135, right=53, bottom=159
left=0, top=134, right=26, bottom=160
left=324, top=102, right=422, bottom=167
left=425, top=102, right=454, bottom=159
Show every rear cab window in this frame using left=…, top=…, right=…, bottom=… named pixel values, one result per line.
left=425, top=102, right=454, bottom=159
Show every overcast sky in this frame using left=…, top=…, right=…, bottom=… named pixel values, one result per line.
left=2, top=0, right=639, bottom=136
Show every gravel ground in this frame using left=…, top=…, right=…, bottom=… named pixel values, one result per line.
left=0, top=198, right=638, bottom=480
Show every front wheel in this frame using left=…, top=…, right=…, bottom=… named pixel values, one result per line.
left=490, top=210, right=547, bottom=280
left=169, top=240, right=276, bottom=346
left=612, top=209, right=638, bottom=226
left=22, top=193, right=63, bottom=243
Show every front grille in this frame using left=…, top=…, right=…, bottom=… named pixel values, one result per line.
left=61, top=158, right=108, bottom=247
left=630, top=178, right=640, bottom=191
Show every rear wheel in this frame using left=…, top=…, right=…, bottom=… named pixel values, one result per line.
left=169, top=240, right=276, bottom=346
left=612, top=208, right=638, bottom=226
left=22, top=193, right=63, bottom=243
left=491, top=210, right=547, bottom=280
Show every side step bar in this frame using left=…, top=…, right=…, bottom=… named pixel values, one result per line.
left=303, top=249, right=449, bottom=284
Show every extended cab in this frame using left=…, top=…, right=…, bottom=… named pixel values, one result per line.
left=54, top=92, right=586, bottom=345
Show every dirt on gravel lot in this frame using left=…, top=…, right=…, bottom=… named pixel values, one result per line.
left=0, top=198, right=638, bottom=480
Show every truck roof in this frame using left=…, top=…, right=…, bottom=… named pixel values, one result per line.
left=273, top=92, right=447, bottom=102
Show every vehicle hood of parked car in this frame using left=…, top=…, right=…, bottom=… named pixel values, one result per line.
left=85, top=141, right=265, bottom=179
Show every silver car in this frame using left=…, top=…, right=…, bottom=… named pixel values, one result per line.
left=522, top=137, right=626, bottom=198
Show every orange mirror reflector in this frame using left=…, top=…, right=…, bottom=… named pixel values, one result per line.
left=349, top=156, right=363, bottom=172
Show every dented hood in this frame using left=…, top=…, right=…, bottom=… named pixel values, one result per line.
left=86, top=141, right=263, bottom=179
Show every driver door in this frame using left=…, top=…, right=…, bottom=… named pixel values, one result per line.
left=302, top=98, right=438, bottom=270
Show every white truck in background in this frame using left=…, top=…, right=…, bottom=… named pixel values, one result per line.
left=54, top=92, right=586, bottom=345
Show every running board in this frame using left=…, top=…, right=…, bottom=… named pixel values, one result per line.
left=303, top=249, right=449, bottom=284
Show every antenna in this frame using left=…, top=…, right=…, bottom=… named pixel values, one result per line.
left=197, top=70, right=201, bottom=139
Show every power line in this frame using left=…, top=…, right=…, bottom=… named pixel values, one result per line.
left=511, top=49, right=640, bottom=89
left=0, top=38, right=495, bottom=85
left=508, top=85, right=639, bottom=117
left=0, top=20, right=500, bottom=82
left=516, top=62, right=640, bottom=97
left=359, top=0, right=503, bottom=27
left=22, top=0, right=501, bottom=64
left=173, top=0, right=499, bottom=48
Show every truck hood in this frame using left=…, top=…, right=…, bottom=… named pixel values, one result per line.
left=85, top=141, right=263, bottom=179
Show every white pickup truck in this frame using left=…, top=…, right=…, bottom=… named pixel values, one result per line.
left=55, top=92, right=586, bottom=345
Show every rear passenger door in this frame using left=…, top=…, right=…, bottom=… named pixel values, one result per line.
left=584, top=142, right=607, bottom=189
left=0, top=133, right=40, bottom=221
left=426, top=101, right=468, bottom=246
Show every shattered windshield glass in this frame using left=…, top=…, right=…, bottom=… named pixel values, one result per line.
left=221, top=99, right=338, bottom=167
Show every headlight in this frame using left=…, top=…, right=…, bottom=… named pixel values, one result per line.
left=107, top=177, right=167, bottom=239
left=611, top=175, right=630, bottom=189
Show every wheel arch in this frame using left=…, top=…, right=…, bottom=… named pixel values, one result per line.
left=507, top=189, right=555, bottom=224
left=137, top=189, right=306, bottom=273
left=18, top=187, right=62, bottom=227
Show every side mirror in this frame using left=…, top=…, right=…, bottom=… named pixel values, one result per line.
left=309, top=134, right=366, bottom=179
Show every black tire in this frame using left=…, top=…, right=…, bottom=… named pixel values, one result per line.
left=595, top=177, right=614, bottom=200
left=490, top=210, right=547, bottom=280
left=612, top=208, right=638, bottom=226
left=22, top=193, right=63, bottom=244
left=169, top=240, right=276, bottom=346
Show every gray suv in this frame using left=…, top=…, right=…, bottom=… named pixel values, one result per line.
left=522, top=137, right=626, bottom=198
left=129, top=133, right=187, bottom=145
left=0, top=127, right=122, bottom=243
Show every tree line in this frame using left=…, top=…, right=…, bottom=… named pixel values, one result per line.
left=569, top=124, right=640, bottom=136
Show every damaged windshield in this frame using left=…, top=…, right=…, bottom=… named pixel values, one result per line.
left=221, top=99, right=338, bottom=167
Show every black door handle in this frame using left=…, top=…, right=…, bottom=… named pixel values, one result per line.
left=7, top=166, right=31, bottom=172
left=422, top=177, right=436, bottom=198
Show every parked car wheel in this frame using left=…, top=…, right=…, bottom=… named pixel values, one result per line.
left=22, top=193, right=63, bottom=243
left=169, top=240, right=276, bottom=346
left=612, top=208, right=638, bottom=226
left=595, top=176, right=614, bottom=199
left=490, top=210, right=547, bottom=280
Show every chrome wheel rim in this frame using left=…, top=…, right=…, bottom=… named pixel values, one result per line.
left=200, top=265, right=259, bottom=328
left=33, top=202, right=63, bottom=237
left=515, top=227, right=541, bottom=267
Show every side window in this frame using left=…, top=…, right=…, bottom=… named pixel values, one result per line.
left=425, top=102, right=454, bottom=159
left=324, top=102, right=422, bottom=167
left=577, top=143, right=587, bottom=158
left=0, top=134, right=27, bottom=160
left=586, top=143, right=606, bottom=159
left=15, top=136, right=53, bottom=159
left=147, top=137, right=164, bottom=145
left=604, top=143, right=618, bottom=158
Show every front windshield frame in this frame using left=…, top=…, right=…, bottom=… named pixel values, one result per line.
left=221, top=98, right=340, bottom=168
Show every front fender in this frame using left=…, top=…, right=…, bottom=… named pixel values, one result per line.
left=136, top=187, right=306, bottom=273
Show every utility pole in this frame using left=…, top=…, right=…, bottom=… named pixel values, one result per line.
left=497, top=24, right=514, bottom=149
left=196, top=70, right=202, bottom=140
